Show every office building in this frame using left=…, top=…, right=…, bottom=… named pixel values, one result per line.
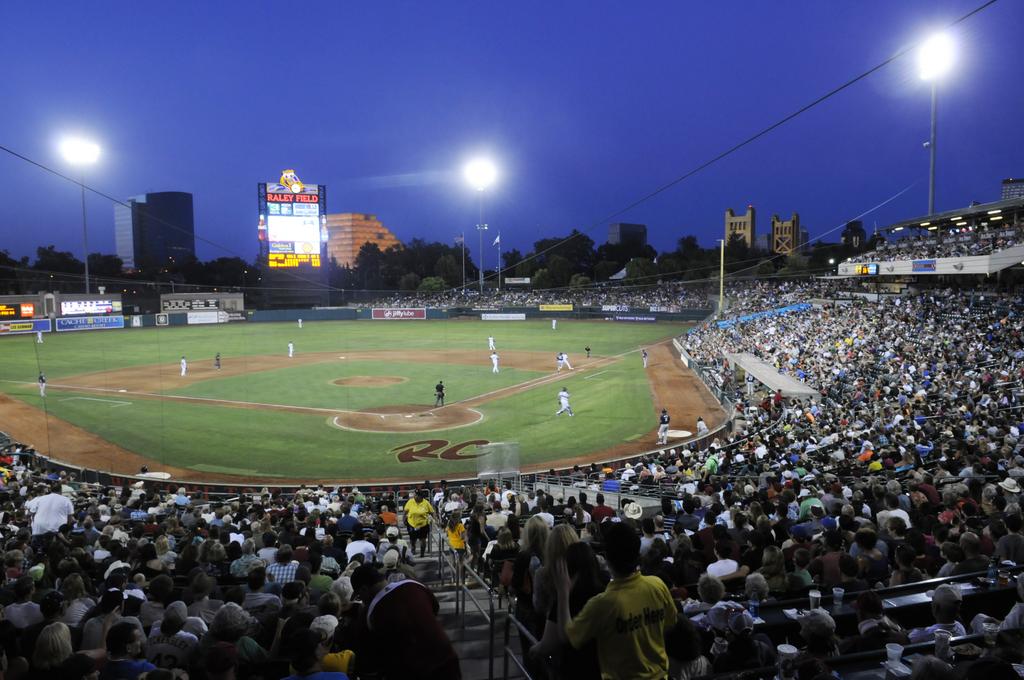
left=841, top=220, right=867, bottom=249
left=114, top=192, right=195, bottom=271
left=1002, top=178, right=1024, bottom=201
left=325, top=213, right=402, bottom=268
left=607, top=223, right=647, bottom=248
left=724, top=206, right=756, bottom=248
left=770, top=212, right=806, bottom=255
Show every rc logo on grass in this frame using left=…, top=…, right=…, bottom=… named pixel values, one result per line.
left=390, top=439, right=489, bottom=463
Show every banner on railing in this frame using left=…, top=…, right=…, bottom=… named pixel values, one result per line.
left=481, top=313, right=526, bottom=321
left=715, top=303, right=811, bottom=329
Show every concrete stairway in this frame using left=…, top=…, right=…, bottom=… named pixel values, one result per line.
left=413, top=543, right=527, bottom=680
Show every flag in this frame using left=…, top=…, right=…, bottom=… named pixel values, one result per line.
left=610, top=267, right=627, bottom=280
left=454, top=234, right=464, bottom=245
left=492, top=234, right=501, bottom=247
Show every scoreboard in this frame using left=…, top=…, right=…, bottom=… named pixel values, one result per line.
left=0, top=302, right=34, bottom=319
left=258, top=170, right=327, bottom=269
left=853, top=263, right=878, bottom=276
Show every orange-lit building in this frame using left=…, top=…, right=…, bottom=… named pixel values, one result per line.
left=324, top=213, right=402, bottom=267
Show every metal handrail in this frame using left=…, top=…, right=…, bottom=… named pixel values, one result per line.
left=503, top=603, right=540, bottom=680
left=432, top=523, right=498, bottom=679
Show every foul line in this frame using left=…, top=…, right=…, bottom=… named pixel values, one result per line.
left=583, top=370, right=609, bottom=381
left=59, top=396, right=132, bottom=407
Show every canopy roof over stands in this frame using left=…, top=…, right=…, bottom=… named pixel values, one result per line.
left=724, top=352, right=819, bottom=401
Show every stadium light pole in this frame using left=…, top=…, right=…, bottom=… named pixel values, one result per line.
left=918, top=32, right=954, bottom=216
left=718, top=239, right=725, bottom=317
left=59, top=137, right=101, bottom=294
left=463, top=159, right=497, bottom=294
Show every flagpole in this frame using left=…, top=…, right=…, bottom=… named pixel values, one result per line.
left=496, top=232, right=501, bottom=292
left=461, top=232, right=465, bottom=293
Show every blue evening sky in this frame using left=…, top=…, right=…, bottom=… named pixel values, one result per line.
left=0, top=1, right=1020, bottom=264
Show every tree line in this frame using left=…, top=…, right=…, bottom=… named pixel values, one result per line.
left=0, top=229, right=871, bottom=298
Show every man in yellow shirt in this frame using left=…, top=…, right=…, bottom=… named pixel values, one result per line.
left=555, top=522, right=677, bottom=680
left=403, top=488, right=434, bottom=557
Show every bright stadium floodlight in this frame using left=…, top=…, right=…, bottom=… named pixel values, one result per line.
left=59, top=136, right=101, bottom=165
left=463, top=158, right=497, bottom=192
left=917, top=32, right=955, bottom=216
left=59, top=135, right=101, bottom=294
left=463, top=158, right=499, bottom=293
left=918, top=32, right=955, bottom=82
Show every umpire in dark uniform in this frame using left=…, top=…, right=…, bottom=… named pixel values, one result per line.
left=435, top=380, right=445, bottom=406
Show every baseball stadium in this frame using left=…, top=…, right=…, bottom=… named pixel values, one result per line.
left=4, top=4, right=1024, bottom=680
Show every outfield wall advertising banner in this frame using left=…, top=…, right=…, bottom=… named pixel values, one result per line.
left=539, top=304, right=573, bottom=312
left=613, top=315, right=657, bottom=323
left=56, top=315, right=125, bottom=332
left=912, top=260, right=937, bottom=272
left=186, top=311, right=226, bottom=325
left=480, top=313, right=526, bottom=321
left=60, top=299, right=122, bottom=316
left=0, top=319, right=51, bottom=335
left=601, top=304, right=630, bottom=312
left=371, top=308, right=426, bottom=320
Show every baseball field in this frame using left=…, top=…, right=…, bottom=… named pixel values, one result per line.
left=0, top=319, right=723, bottom=483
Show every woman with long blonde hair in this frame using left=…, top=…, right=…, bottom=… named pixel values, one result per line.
left=533, top=524, right=580, bottom=617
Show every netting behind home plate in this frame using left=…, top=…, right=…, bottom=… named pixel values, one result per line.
left=475, top=441, right=520, bottom=483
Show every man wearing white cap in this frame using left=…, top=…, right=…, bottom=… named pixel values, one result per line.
left=907, top=584, right=966, bottom=643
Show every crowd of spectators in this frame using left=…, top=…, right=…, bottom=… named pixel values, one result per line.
left=6, top=278, right=1024, bottom=679
left=848, top=223, right=1024, bottom=263
left=370, top=281, right=710, bottom=310
left=0, top=468, right=461, bottom=680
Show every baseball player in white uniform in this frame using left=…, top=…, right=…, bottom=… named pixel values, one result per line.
left=490, top=352, right=500, bottom=373
left=38, top=373, right=46, bottom=398
left=559, top=352, right=574, bottom=371
left=180, top=356, right=188, bottom=377
left=288, top=341, right=294, bottom=358
left=556, top=353, right=564, bottom=372
left=552, top=318, right=557, bottom=331
left=488, top=336, right=496, bottom=351
left=36, top=331, right=43, bottom=344
left=642, top=348, right=649, bottom=368
left=555, top=387, right=574, bottom=416
left=297, top=318, right=303, bottom=329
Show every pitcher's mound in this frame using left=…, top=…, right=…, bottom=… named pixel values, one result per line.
left=333, top=376, right=407, bottom=387
left=330, top=405, right=483, bottom=433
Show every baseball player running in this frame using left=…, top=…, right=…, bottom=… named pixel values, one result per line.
left=560, top=352, right=574, bottom=371
left=555, top=387, right=574, bottom=416
left=435, top=380, right=445, bottom=407
left=488, top=336, right=496, bottom=351
left=642, top=348, right=649, bottom=368
left=490, top=352, right=500, bottom=373
left=38, top=373, right=46, bottom=398
left=556, top=352, right=564, bottom=372
left=180, top=356, right=188, bottom=377
left=657, top=408, right=670, bottom=445
left=288, top=341, right=294, bottom=358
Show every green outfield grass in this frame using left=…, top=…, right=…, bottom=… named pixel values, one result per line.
left=0, top=319, right=689, bottom=480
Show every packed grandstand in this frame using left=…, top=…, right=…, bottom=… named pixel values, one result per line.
left=1, top=277, right=1023, bottom=680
